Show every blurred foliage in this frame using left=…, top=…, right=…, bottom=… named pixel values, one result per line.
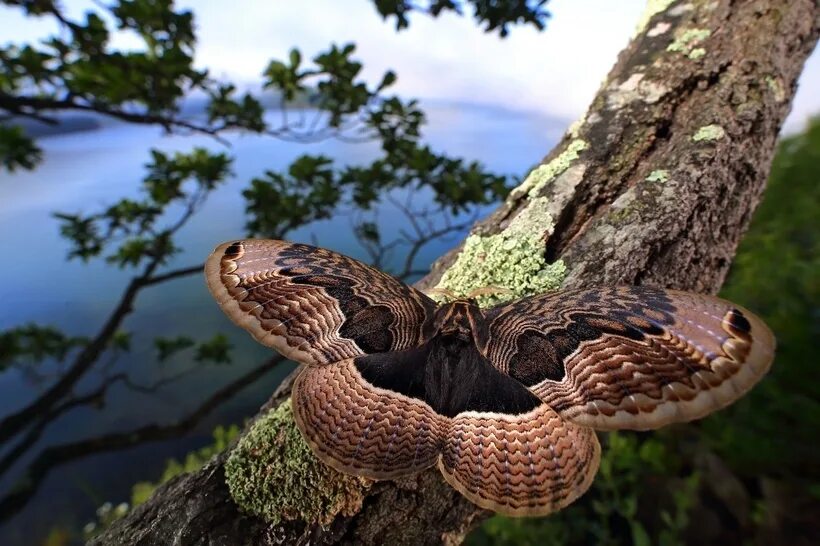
left=0, top=124, right=40, bottom=170
left=153, top=336, right=195, bottom=362
left=373, top=0, right=550, bottom=36
left=41, top=527, right=72, bottom=546
left=81, top=501, right=130, bottom=542
left=193, top=333, right=232, bottom=365
left=0, top=325, right=88, bottom=370
left=469, top=117, right=820, bottom=545
left=55, top=147, right=231, bottom=266
left=130, top=424, right=240, bottom=507
left=701, top=117, right=820, bottom=484
left=82, top=425, right=240, bottom=541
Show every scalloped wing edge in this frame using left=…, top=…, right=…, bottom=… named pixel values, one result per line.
left=561, top=297, right=775, bottom=431
left=205, top=240, right=320, bottom=365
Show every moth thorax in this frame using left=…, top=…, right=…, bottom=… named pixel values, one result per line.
left=434, top=301, right=484, bottom=344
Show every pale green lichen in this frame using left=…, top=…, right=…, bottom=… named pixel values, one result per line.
left=436, top=197, right=567, bottom=307
left=692, top=124, right=726, bottom=142
left=607, top=72, right=668, bottom=109
left=506, top=196, right=553, bottom=236
left=436, top=231, right=567, bottom=308
left=765, top=75, right=786, bottom=102
left=667, top=28, right=711, bottom=55
left=688, top=47, right=706, bottom=60
left=437, top=141, right=581, bottom=307
left=635, top=0, right=676, bottom=34
left=646, top=169, right=670, bottom=183
left=514, top=139, right=588, bottom=198
left=225, top=400, right=369, bottom=525
left=567, top=116, right=584, bottom=138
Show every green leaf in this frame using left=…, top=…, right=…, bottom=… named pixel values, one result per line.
left=54, top=212, right=104, bottom=261
left=289, top=47, right=301, bottom=68
left=355, top=222, right=381, bottom=244
left=194, top=334, right=232, bottom=364
left=154, top=336, right=195, bottom=362
left=377, top=70, right=397, bottom=91
left=110, top=331, right=132, bottom=351
left=630, top=521, right=652, bottom=546
left=0, top=124, right=43, bottom=172
left=0, top=324, right=88, bottom=368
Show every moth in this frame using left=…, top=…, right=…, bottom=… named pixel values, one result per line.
left=205, top=239, right=774, bottom=517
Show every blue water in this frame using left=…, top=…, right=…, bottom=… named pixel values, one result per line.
left=0, top=101, right=565, bottom=543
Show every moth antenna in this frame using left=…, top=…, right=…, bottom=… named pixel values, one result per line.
left=425, top=287, right=458, bottom=302
left=467, top=286, right=514, bottom=299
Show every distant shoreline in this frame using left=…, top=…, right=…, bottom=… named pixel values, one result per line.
left=7, top=115, right=102, bottom=138
left=4, top=95, right=567, bottom=141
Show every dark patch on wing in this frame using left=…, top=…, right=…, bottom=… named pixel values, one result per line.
left=285, top=265, right=397, bottom=353
left=726, top=308, right=752, bottom=340
left=354, top=345, right=429, bottom=401
left=508, top=330, right=565, bottom=385
left=224, top=241, right=243, bottom=257
left=340, top=306, right=396, bottom=353
left=505, top=310, right=674, bottom=387
left=624, top=286, right=677, bottom=323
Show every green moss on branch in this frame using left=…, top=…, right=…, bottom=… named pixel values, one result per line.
left=225, top=399, right=370, bottom=525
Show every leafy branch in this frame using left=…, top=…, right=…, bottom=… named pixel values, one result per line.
left=0, top=354, right=283, bottom=522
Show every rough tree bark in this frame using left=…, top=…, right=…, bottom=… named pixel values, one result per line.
left=93, top=1, right=819, bottom=544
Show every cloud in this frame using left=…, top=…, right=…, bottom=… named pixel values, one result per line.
left=183, top=0, right=646, bottom=121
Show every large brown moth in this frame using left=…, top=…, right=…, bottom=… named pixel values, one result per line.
left=205, top=239, right=774, bottom=517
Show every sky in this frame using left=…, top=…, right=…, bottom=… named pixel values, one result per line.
left=1, top=0, right=817, bottom=132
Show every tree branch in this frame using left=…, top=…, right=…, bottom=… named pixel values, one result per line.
left=0, top=92, right=381, bottom=145
left=0, top=261, right=159, bottom=444
left=0, top=94, right=232, bottom=143
left=143, top=263, right=204, bottom=286
left=0, top=355, right=283, bottom=522
left=0, top=171, right=222, bottom=444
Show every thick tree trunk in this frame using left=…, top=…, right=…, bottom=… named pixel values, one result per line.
left=92, top=1, right=819, bottom=544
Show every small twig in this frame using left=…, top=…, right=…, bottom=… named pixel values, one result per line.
left=144, top=264, right=203, bottom=286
